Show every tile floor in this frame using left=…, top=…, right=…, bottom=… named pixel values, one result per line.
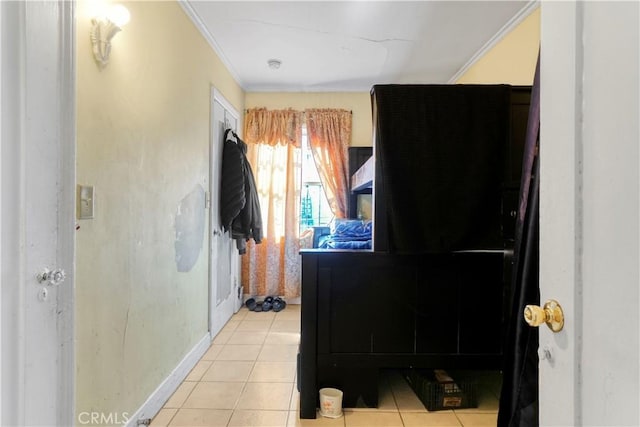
left=151, top=304, right=501, bottom=427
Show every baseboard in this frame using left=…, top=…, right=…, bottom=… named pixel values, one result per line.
left=125, top=333, right=211, bottom=427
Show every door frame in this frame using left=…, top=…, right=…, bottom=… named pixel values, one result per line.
left=208, top=87, right=242, bottom=339
left=57, top=1, right=77, bottom=422
left=0, top=1, right=76, bottom=424
left=539, top=1, right=639, bottom=425
left=539, top=2, right=580, bottom=424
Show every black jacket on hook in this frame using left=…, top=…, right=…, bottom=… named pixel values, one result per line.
left=220, top=129, right=263, bottom=254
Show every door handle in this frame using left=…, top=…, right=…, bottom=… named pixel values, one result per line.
left=523, top=299, right=564, bottom=332
left=37, top=268, right=66, bottom=286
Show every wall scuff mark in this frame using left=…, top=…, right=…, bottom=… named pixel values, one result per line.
left=174, top=184, right=206, bottom=272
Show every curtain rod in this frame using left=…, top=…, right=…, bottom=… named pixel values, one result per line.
left=245, top=109, right=352, bottom=114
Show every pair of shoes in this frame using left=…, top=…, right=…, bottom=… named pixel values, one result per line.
left=272, top=297, right=286, bottom=312
left=245, top=297, right=276, bottom=312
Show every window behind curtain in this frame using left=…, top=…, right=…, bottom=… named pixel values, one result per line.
left=300, top=126, right=333, bottom=234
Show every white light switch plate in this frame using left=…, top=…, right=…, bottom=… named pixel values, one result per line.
left=78, top=185, right=95, bottom=219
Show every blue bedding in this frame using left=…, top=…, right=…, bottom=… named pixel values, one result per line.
left=318, top=219, right=372, bottom=250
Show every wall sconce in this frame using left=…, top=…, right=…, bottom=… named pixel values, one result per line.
left=90, top=4, right=130, bottom=68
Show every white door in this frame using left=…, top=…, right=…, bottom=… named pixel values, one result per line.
left=0, top=1, right=75, bottom=425
left=209, top=88, right=242, bottom=339
left=539, top=2, right=638, bottom=425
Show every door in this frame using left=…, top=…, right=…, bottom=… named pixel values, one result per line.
left=0, top=1, right=75, bottom=425
left=539, top=2, right=638, bottom=425
left=209, top=88, right=242, bottom=339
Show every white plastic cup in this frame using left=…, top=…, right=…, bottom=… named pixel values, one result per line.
left=319, top=387, right=343, bottom=418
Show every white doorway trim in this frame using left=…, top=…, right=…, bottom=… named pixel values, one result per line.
left=208, top=87, right=243, bottom=340
left=0, top=1, right=76, bottom=424
left=212, top=88, right=242, bottom=132
left=57, top=1, right=77, bottom=423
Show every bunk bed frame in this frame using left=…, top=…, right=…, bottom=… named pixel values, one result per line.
left=350, top=154, right=374, bottom=193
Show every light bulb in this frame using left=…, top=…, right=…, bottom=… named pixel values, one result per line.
left=108, top=4, right=130, bottom=27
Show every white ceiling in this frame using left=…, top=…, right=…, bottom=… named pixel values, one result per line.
left=182, top=1, right=536, bottom=92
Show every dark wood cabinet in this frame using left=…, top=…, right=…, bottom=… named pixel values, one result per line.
left=347, top=147, right=373, bottom=219
left=298, top=85, right=531, bottom=419
left=414, top=256, right=459, bottom=354
left=299, top=250, right=506, bottom=418
left=505, top=87, right=533, bottom=187
left=348, top=147, right=373, bottom=179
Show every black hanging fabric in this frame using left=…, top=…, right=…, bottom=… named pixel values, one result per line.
left=498, top=50, right=541, bottom=427
left=220, top=129, right=245, bottom=229
left=220, top=129, right=263, bottom=254
left=371, top=84, right=511, bottom=253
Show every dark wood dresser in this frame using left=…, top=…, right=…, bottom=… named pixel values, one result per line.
left=298, top=84, right=531, bottom=419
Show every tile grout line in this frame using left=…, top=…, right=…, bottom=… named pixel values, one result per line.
left=231, top=312, right=263, bottom=419
left=384, top=372, right=407, bottom=427
left=163, top=407, right=178, bottom=427
left=157, top=307, right=311, bottom=426
left=159, top=306, right=498, bottom=426
left=229, top=311, right=289, bottom=425
left=166, top=344, right=213, bottom=425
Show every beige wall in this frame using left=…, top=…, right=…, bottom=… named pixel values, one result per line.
left=245, top=92, right=373, bottom=146
left=456, top=7, right=540, bottom=85
left=76, top=0, right=244, bottom=420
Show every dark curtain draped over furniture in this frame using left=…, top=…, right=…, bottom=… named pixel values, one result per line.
left=298, top=83, right=532, bottom=419
left=498, top=51, right=541, bottom=427
left=372, top=84, right=511, bottom=253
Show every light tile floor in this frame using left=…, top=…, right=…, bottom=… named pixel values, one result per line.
left=151, top=305, right=501, bottom=427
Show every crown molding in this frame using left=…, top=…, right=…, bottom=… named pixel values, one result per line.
left=178, top=0, right=245, bottom=90
left=448, top=0, right=540, bottom=84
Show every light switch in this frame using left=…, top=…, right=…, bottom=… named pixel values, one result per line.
left=78, top=185, right=95, bottom=219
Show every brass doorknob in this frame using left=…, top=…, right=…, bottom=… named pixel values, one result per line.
left=523, top=299, right=564, bottom=332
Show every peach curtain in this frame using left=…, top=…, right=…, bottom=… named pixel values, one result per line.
left=304, top=109, right=352, bottom=218
left=244, top=107, right=303, bottom=147
left=241, top=108, right=303, bottom=298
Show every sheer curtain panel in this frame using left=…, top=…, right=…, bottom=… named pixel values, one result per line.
left=241, top=108, right=303, bottom=298
left=305, top=109, right=352, bottom=218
